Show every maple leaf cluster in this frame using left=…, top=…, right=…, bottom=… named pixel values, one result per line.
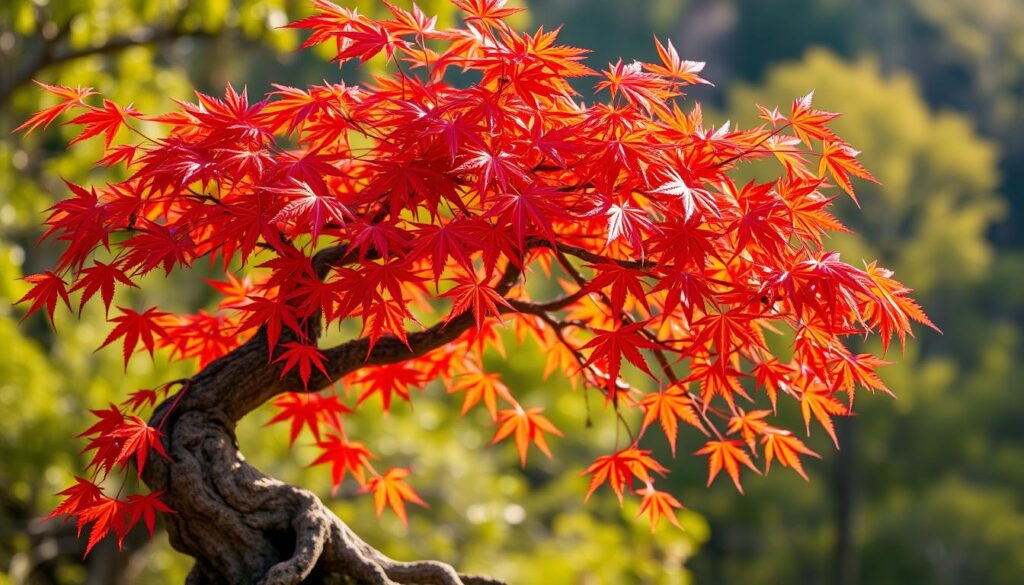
left=17, top=0, right=935, bottom=544
left=46, top=393, right=175, bottom=555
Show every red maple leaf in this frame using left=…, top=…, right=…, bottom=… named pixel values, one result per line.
left=583, top=447, right=667, bottom=503
left=66, top=99, right=142, bottom=148
left=443, top=274, right=513, bottom=330
left=597, top=60, right=675, bottom=116
left=108, top=416, right=170, bottom=476
left=351, top=362, right=426, bottom=412
left=271, top=179, right=353, bottom=245
left=268, top=392, right=350, bottom=445
left=274, top=342, right=329, bottom=389
left=581, top=322, right=660, bottom=398
left=47, top=476, right=105, bottom=521
left=98, top=306, right=169, bottom=367
left=585, top=263, right=652, bottom=313
left=310, top=434, right=374, bottom=493
left=71, top=261, right=137, bottom=316
left=238, top=295, right=305, bottom=352
left=13, top=81, right=96, bottom=134
left=16, top=271, right=71, bottom=324
left=333, top=20, right=407, bottom=63
left=121, top=388, right=160, bottom=413
left=76, top=496, right=128, bottom=555
left=125, top=491, right=174, bottom=537
left=382, top=1, right=439, bottom=38
left=120, top=222, right=195, bottom=276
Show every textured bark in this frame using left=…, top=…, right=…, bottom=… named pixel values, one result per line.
left=140, top=253, right=519, bottom=585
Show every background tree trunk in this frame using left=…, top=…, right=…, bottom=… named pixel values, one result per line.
left=831, top=417, right=859, bottom=585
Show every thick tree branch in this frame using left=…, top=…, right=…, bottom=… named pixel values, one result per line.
left=140, top=261, right=523, bottom=583
left=506, top=287, right=589, bottom=314
left=527, top=237, right=658, bottom=271
left=1, top=16, right=216, bottom=105
left=304, top=262, right=523, bottom=392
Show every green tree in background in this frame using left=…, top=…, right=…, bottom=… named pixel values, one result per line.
left=726, top=0, right=1024, bottom=244
left=672, top=50, right=1022, bottom=585
left=728, top=50, right=1003, bottom=294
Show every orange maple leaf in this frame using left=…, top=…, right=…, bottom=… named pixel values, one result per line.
left=449, top=363, right=512, bottom=419
left=695, top=439, right=760, bottom=494
left=364, top=467, right=427, bottom=526
left=491, top=407, right=563, bottom=466
left=639, top=386, right=706, bottom=455
left=636, top=486, right=684, bottom=532
left=818, top=140, right=879, bottom=202
left=763, top=431, right=820, bottom=480
left=801, top=385, right=849, bottom=447
left=583, top=447, right=667, bottom=503
left=727, top=409, right=774, bottom=451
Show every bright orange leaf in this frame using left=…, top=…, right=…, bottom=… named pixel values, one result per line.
left=636, top=486, right=684, bottom=532
left=639, top=385, right=706, bottom=455
left=801, top=385, right=849, bottom=448
left=449, top=363, right=512, bottom=419
left=762, top=431, right=820, bottom=480
left=491, top=407, right=563, bottom=466
left=583, top=447, right=668, bottom=503
left=364, top=467, right=427, bottom=526
left=695, top=439, right=760, bottom=494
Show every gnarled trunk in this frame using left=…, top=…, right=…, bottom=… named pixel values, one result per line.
left=141, top=326, right=503, bottom=585
left=139, top=248, right=522, bottom=584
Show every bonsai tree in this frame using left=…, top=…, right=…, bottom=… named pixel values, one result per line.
left=15, top=0, right=934, bottom=583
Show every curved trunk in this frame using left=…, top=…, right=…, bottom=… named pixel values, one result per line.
left=141, top=326, right=503, bottom=585
left=140, top=250, right=522, bottom=584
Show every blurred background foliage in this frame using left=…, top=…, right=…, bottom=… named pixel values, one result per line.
left=1, top=0, right=1022, bottom=584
